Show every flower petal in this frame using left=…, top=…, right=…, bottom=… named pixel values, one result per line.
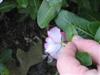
left=45, top=42, right=56, bottom=53
left=44, top=27, right=66, bottom=59
left=45, top=37, right=53, bottom=43
left=45, top=43, right=61, bottom=59
left=48, top=27, right=61, bottom=43
left=45, top=37, right=54, bottom=50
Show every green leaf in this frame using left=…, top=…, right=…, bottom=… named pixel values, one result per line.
left=87, top=22, right=100, bottom=36
left=55, top=10, right=89, bottom=40
left=55, top=10, right=90, bottom=30
left=0, top=49, right=12, bottom=64
left=28, top=0, right=42, bottom=20
left=0, top=2, right=16, bottom=13
left=0, top=64, right=10, bottom=75
left=16, top=0, right=28, bottom=8
left=76, top=52, right=92, bottom=66
left=95, top=26, right=100, bottom=42
left=55, top=10, right=100, bottom=39
left=64, top=24, right=78, bottom=41
left=37, top=0, right=62, bottom=28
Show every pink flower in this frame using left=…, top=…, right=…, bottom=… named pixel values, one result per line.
left=44, top=27, right=66, bottom=59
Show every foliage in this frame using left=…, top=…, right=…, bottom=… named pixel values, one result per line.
left=55, top=10, right=100, bottom=40
left=37, top=0, right=100, bottom=67
left=0, top=0, right=100, bottom=74
left=37, top=0, right=62, bottom=28
left=0, top=64, right=10, bottom=75
left=0, top=0, right=42, bottom=20
left=95, top=26, right=100, bottom=42
left=0, top=49, right=12, bottom=75
left=76, top=52, right=92, bottom=66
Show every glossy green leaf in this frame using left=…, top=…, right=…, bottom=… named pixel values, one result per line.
left=37, top=0, right=62, bottom=28
left=76, top=52, right=92, bottom=66
left=64, top=24, right=78, bottom=41
left=55, top=10, right=100, bottom=39
left=87, top=22, right=100, bottom=35
left=16, top=0, right=28, bottom=8
left=0, top=2, right=16, bottom=13
left=95, top=26, right=100, bottom=42
left=55, top=10, right=90, bottom=31
left=0, top=49, right=12, bottom=64
left=55, top=10, right=89, bottom=40
left=47, top=0, right=62, bottom=11
left=0, top=64, right=10, bottom=75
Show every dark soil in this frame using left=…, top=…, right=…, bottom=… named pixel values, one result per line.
left=0, top=9, right=36, bottom=51
left=28, top=60, right=57, bottom=75
left=0, top=8, right=56, bottom=75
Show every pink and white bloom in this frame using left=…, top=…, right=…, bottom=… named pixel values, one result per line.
left=44, top=27, right=66, bottom=59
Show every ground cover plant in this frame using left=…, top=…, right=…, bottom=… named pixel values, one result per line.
left=0, top=0, right=100, bottom=75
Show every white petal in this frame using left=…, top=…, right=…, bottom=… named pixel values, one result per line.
left=45, top=43, right=62, bottom=59
left=44, top=37, right=54, bottom=49
left=48, top=27, right=61, bottom=43
left=45, top=37, right=53, bottom=43
left=44, top=42, right=54, bottom=50
left=45, top=43, right=56, bottom=53
left=50, top=44, right=62, bottom=59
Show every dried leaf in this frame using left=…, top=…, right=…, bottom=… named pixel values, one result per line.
left=7, top=38, right=42, bottom=75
